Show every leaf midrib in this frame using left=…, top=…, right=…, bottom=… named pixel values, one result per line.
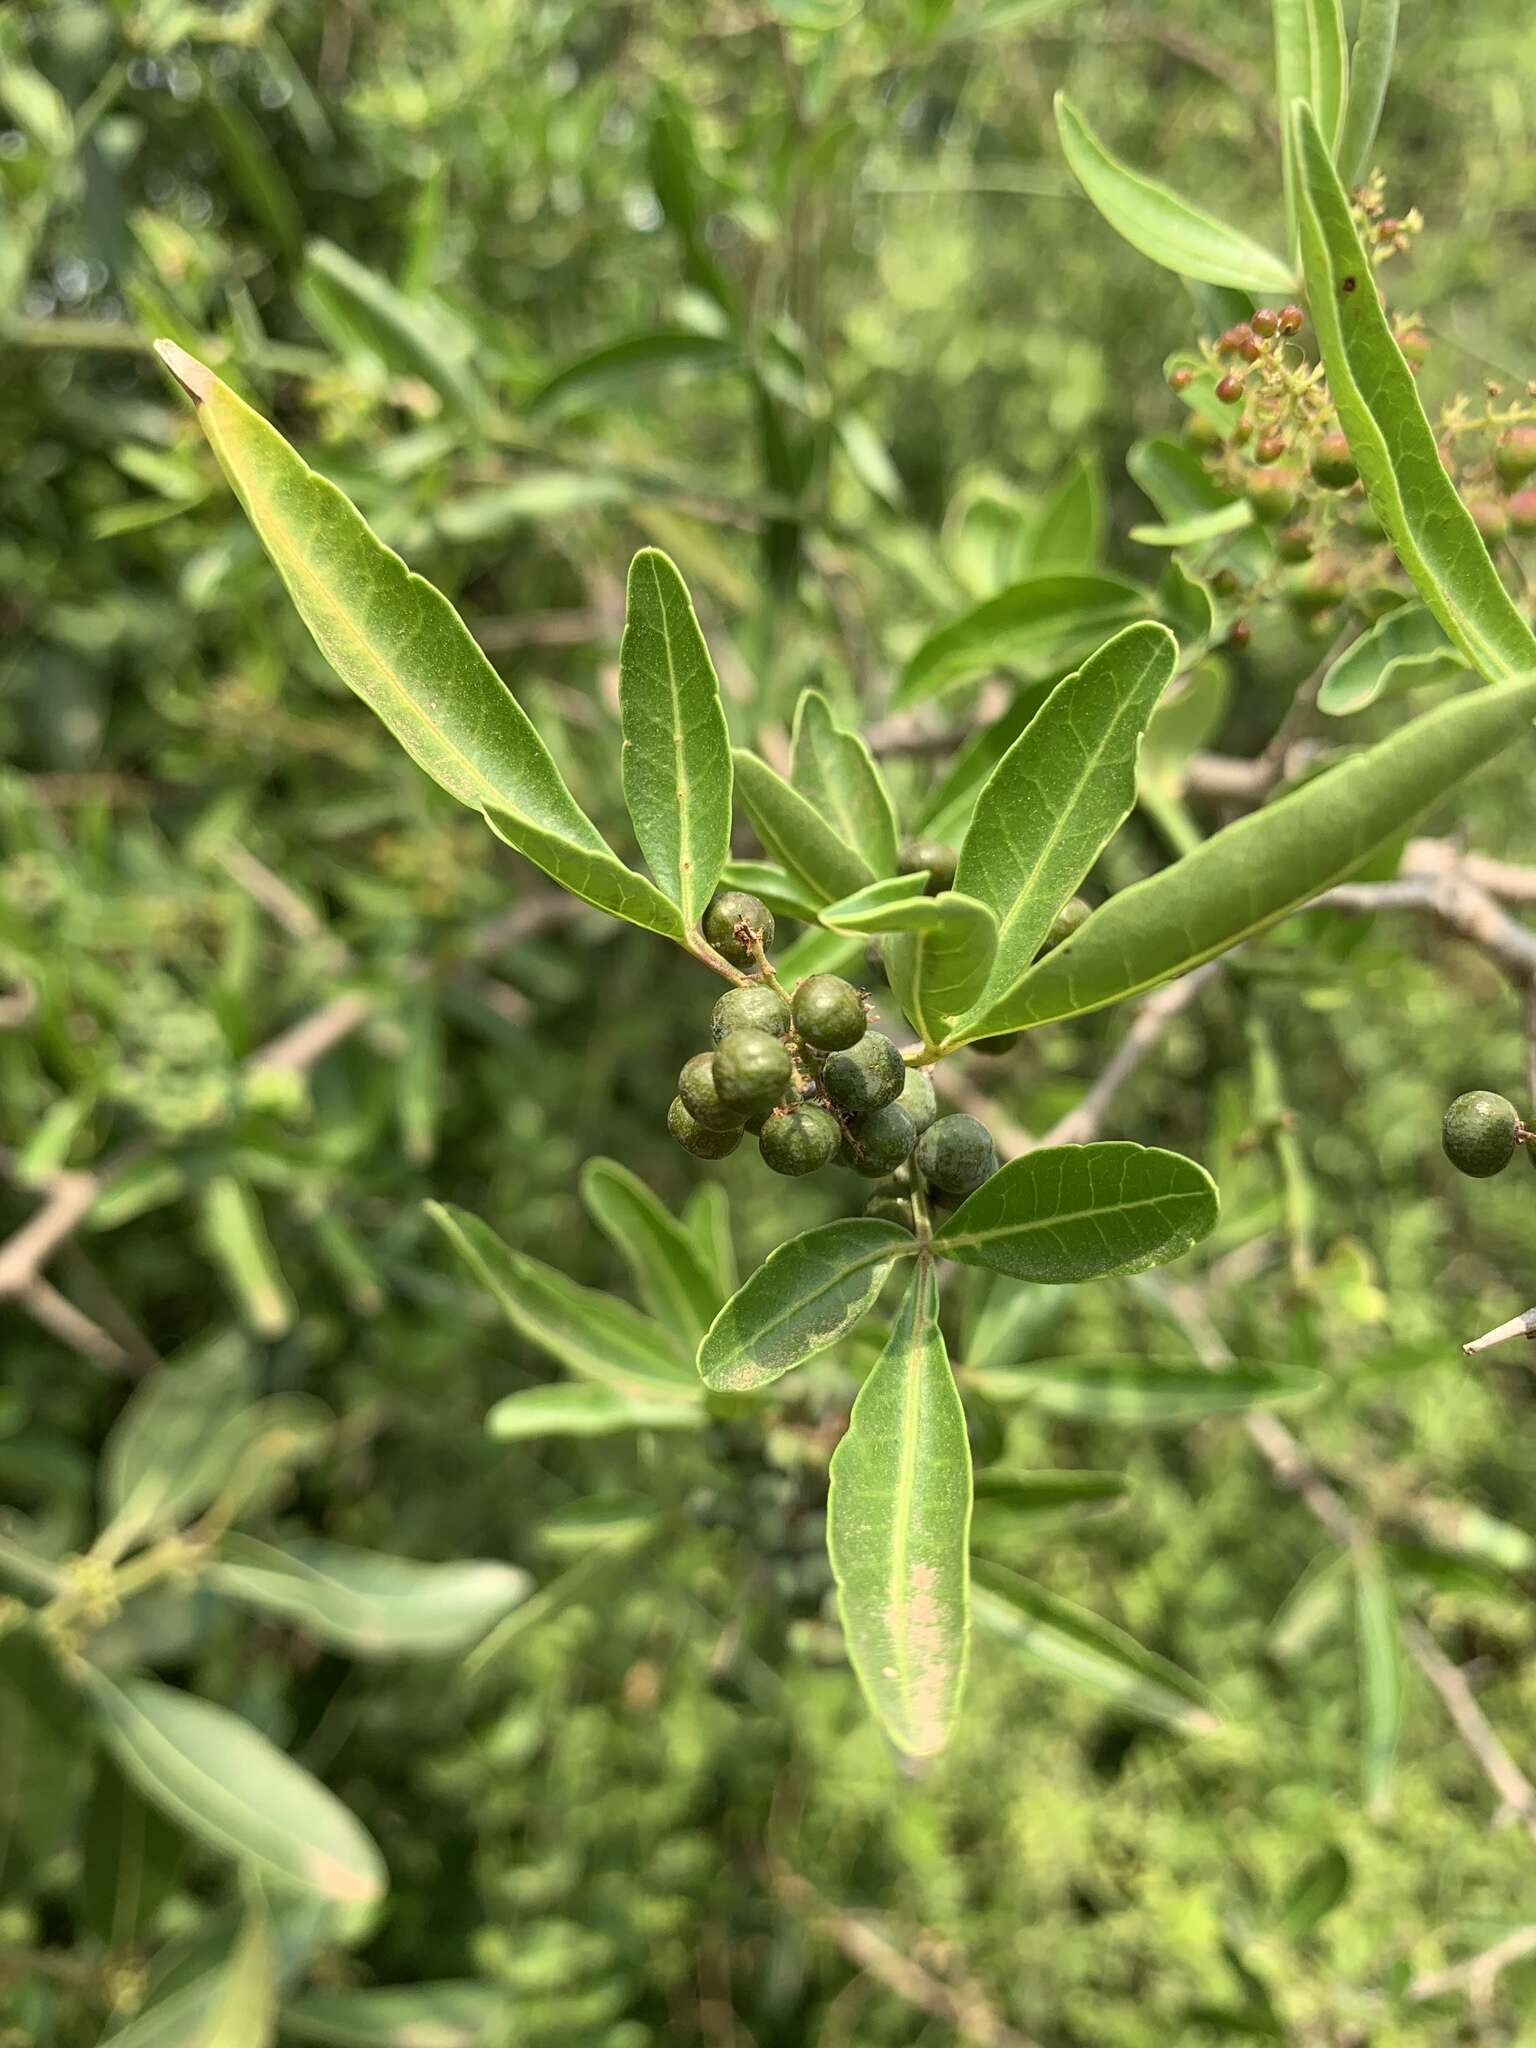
left=937, top=1185, right=1200, bottom=1253
left=707, top=1235, right=914, bottom=1370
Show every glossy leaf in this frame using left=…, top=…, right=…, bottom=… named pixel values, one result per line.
left=618, top=548, right=732, bottom=929
left=1274, top=0, right=1348, bottom=250
left=828, top=1264, right=972, bottom=1758
left=80, top=1754, right=184, bottom=1947
left=427, top=1202, right=693, bottom=1393
left=897, top=571, right=1147, bottom=708
left=153, top=343, right=684, bottom=943
left=1023, top=456, right=1104, bottom=573
left=487, top=1381, right=701, bottom=1440
left=973, top=1564, right=1219, bottom=1732
left=933, top=1144, right=1219, bottom=1282
left=281, top=1983, right=502, bottom=2046
left=789, top=689, right=900, bottom=879
left=527, top=330, right=735, bottom=419
left=1354, top=1543, right=1402, bottom=1810
left=697, top=1220, right=916, bottom=1393
left=731, top=747, right=875, bottom=905
left=773, top=923, right=868, bottom=983
left=208, top=1536, right=531, bottom=1657
left=100, top=1334, right=257, bottom=1551
left=85, top=1676, right=386, bottom=1904
left=818, top=873, right=933, bottom=928
left=956, top=622, right=1176, bottom=1019
left=1338, top=0, right=1398, bottom=189
left=968, top=1355, right=1325, bottom=1421
left=579, top=1157, right=721, bottom=1344
left=1294, top=107, right=1536, bottom=682
left=1316, top=602, right=1464, bottom=716
left=1055, top=94, right=1293, bottom=293
left=964, top=673, right=1536, bottom=1036
left=880, top=895, right=999, bottom=1044
left=721, top=858, right=824, bottom=923
left=205, top=1896, right=278, bottom=2048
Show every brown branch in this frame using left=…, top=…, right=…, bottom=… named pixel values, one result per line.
left=1043, top=965, right=1222, bottom=1147
left=1318, top=875, right=1536, bottom=985
left=1409, top=1923, right=1536, bottom=2008
left=16, top=1278, right=134, bottom=1374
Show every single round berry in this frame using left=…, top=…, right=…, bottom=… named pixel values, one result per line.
left=1254, top=431, right=1287, bottom=465
left=845, top=1102, right=917, bottom=1177
left=1442, top=1091, right=1519, bottom=1179
left=1247, top=469, right=1299, bottom=526
left=1470, top=498, right=1510, bottom=545
left=822, top=1031, right=905, bottom=1113
left=703, top=889, right=774, bottom=968
left=1277, top=304, right=1304, bottom=336
left=1214, top=373, right=1244, bottom=405
left=916, top=1113, right=998, bottom=1197
left=1250, top=307, right=1280, bottom=339
left=897, top=1067, right=938, bottom=1136
left=759, top=1103, right=841, bottom=1177
left=1281, top=558, right=1349, bottom=614
left=1168, top=365, right=1194, bottom=392
left=713, top=1029, right=793, bottom=1118
left=711, top=984, right=791, bottom=1044
left=1275, top=521, right=1313, bottom=563
left=679, top=1052, right=745, bottom=1132
left=669, top=1095, right=743, bottom=1160
left=1494, top=426, right=1536, bottom=489
left=1310, top=433, right=1358, bottom=490
left=1507, top=488, right=1536, bottom=537
left=791, top=973, right=866, bottom=1052
left=1048, top=896, right=1091, bottom=947
left=864, top=1194, right=916, bottom=1233
left=972, top=1033, right=1019, bottom=1057
left=898, top=838, right=959, bottom=895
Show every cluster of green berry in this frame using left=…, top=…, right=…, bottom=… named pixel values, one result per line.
left=666, top=888, right=997, bottom=1220
left=690, top=1419, right=834, bottom=1621
left=1442, top=1090, right=1531, bottom=1179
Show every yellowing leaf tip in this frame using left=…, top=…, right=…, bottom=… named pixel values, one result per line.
left=153, top=337, right=215, bottom=403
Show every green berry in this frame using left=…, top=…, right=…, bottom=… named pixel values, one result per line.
left=703, top=890, right=774, bottom=968
left=916, top=1113, right=998, bottom=1196
left=1247, top=468, right=1299, bottom=526
left=1310, top=432, right=1358, bottom=490
left=678, top=1052, right=744, bottom=1131
left=668, top=1096, right=743, bottom=1160
left=845, top=1102, right=917, bottom=1176
left=759, top=1103, right=841, bottom=1177
left=863, top=1194, right=915, bottom=1233
left=712, top=1029, right=792, bottom=1118
left=711, top=985, right=791, bottom=1043
left=897, top=1067, right=938, bottom=1135
left=791, top=973, right=866, bottom=1052
left=1275, top=522, right=1313, bottom=563
left=822, top=1031, right=904, bottom=1113
left=897, top=838, right=959, bottom=896
left=1441, top=1091, right=1519, bottom=1178
left=1495, top=426, right=1536, bottom=489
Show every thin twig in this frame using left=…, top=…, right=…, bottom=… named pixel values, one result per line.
left=16, top=1278, right=134, bottom=1374
left=1043, top=965, right=1222, bottom=1147
left=1318, top=875, right=1536, bottom=985
left=1408, top=1923, right=1536, bottom=2008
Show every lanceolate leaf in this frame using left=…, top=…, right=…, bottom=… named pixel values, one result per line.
left=961, top=674, right=1536, bottom=1037
left=697, top=1219, right=916, bottom=1393
left=897, top=571, right=1147, bottom=707
left=1338, top=0, right=1398, bottom=190
left=790, top=689, right=900, bottom=879
left=579, top=1157, right=721, bottom=1344
left=100, top=1334, right=257, bottom=1551
left=1023, top=456, right=1104, bottom=574
left=427, top=1202, right=694, bottom=1393
left=281, top=1983, right=502, bottom=2047
left=1316, top=602, right=1464, bottom=716
left=1274, top=0, right=1348, bottom=250
left=487, top=1382, right=702, bottom=1440
left=1294, top=108, right=1536, bottom=683
left=153, top=342, right=683, bottom=943
left=933, top=1144, right=1219, bottom=1282
left=85, top=1676, right=386, bottom=1905
left=881, top=895, right=999, bottom=1045
left=1055, top=94, right=1293, bottom=294
left=618, top=548, right=732, bottom=930
left=528, top=330, right=736, bottom=420
left=968, top=1355, right=1326, bottom=1421
left=819, top=874, right=933, bottom=928
left=956, top=622, right=1176, bottom=1019
left=721, top=858, right=824, bottom=923
left=731, top=747, right=875, bottom=905
left=80, top=1756, right=184, bottom=1947
left=828, top=1263, right=972, bottom=1758
left=205, top=1896, right=277, bottom=2048
left=1354, top=1542, right=1402, bottom=1811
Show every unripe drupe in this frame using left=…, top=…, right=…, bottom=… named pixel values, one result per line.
left=791, top=974, right=866, bottom=1052
left=679, top=1052, right=745, bottom=1131
left=759, top=1103, right=841, bottom=1177
left=1442, top=1091, right=1520, bottom=1178
left=822, top=1031, right=905, bottom=1113
left=669, top=1096, right=743, bottom=1159
left=711, top=984, right=791, bottom=1043
left=916, top=1113, right=998, bottom=1196
left=713, top=1029, right=792, bottom=1118
left=704, top=889, right=774, bottom=968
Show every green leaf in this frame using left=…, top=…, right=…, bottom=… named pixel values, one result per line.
left=304, top=238, right=481, bottom=420
left=205, top=1895, right=278, bottom=2048
left=1129, top=502, right=1256, bottom=548
left=1023, top=456, right=1104, bottom=573
left=968, top=1355, right=1326, bottom=1421
left=882, top=897, right=999, bottom=1044
left=1276, top=1845, right=1351, bottom=1939
left=932, top=1144, right=1219, bottom=1282
left=1055, top=94, right=1293, bottom=293
left=199, top=1175, right=295, bottom=1339
left=1274, top=0, right=1349, bottom=251
left=436, top=471, right=630, bottom=541
left=487, top=1382, right=702, bottom=1440
left=683, top=1180, right=738, bottom=1303
left=80, top=1755, right=184, bottom=1948
left=965, top=673, right=1536, bottom=1035
left=578, top=1157, right=721, bottom=1345
left=697, top=1220, right=916, bottom=1393
left=956, top=622, right=1176, bottom=1019
left=896, top=571, right=1148, bottom=708
left=539, top=1492, right=661, bottom=1556
left=973, top=1564, right=1220, bottom=1732
left=153, top=342, right=683, bottom=943
left=1338, top=0, right=1398, bottom=190
left=427, top=1202, right=694, bottom=1394
left=918, top=679, right=1057, bottom=840
left=618, top=548, right=733, bottom=930
left=1294, top=106, right=1536, bottom=683
left=818, top=874, right=934, bottom=929
left=790, top=690, right=900, bottom=879
left=731, top=747, right=875, bottom=906
left=208, top=1536, right=531, bottom=1657
left=773, top=924, right=869, bottom=983
left=1316, top=602, right=1465, bottom=716
left=527, top=331, right=736, bottom=420
left=281, top=1984, right=501, bottom=2047
left=828, top=1264, right=972, bottom=1758
left=971, top=1469, right=1129, bottom=1528
left=721, top=858, right=824, bottom=923
left=85, top=1676, right=385, bottom=1905
left=204, top=93, right=303, bottom=262
left=1354, top=1543, right=1402, bottom=1811
left=100, top=1334, right=258, bottom=1551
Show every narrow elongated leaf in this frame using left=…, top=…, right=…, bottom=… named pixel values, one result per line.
left=963, top=674, right=1536, bottom=1036
left=281, top=1983, right=502, bottom=2047
left=199, top=1175, right=295, bottom=1338
left=956, top=622, right=1176, bottom=1018
left=790, top=690, right=899, bottom=879
left=208, top=1536, right=531, bottom=1657
left=426, top=1202, right=693, bottom=1392
left=1316, top=602, right=1464, bottom=715
left=1274, top=0, right=1348, bottom=250
left=578, top=1157, right=720, bottom=1344
left=969, top=1355, right=1325, bottom=1421
left=973, top=1564, right=1219, bottom=1732
left=819, top=874, right=933, bottom=927
left=881, top=896, right=999, bottom=1044
left=101, top=1334, right=257, bottom=1549
left=731, top=747, right=875, bottom=905
left=1055, top=95, right=1293, bottom=293
left=1338, top=0, right=1398, bottom=188
left=487, top=1382, right=701, bottom=1440
left=897, top=571, right=1147, bottom=707
left=773, top=924, right=868, bottom=983
left=721, top=858, right=823, bottom=923
left=1294, top=108, right=1536, bottom=682
left=85, top=1676, right=385, bottom=1904
left=828, top=1264, right=972, bottom=1757
left=205, top=1896, right=277, bottom=2048
left=697, top=1220, right=916, bottom=1392
left=1129, top=502, right=1255, bottom=548
left=619, top=548, right=732, bottom=928
left=153, top=342, right=683, bottom=942
left=683, top=1180, right=737, bottom=1303
left=528, top=331, right=735, bottom=419
left=1276, top=1845, right=1350, bottom=1940
left=933, top=1144, right=1218, bottom=1282
left=1354, top=1543, right=1402, bottom=1810
left=1023, top=456, right=1104, bottom=573
left=304, top=238, right=482, bottom=420
left=81, top=1755, right=184, bottom=1947
left=971, top=1469, right=1129, bottom=1526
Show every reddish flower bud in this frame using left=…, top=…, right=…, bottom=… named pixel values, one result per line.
left=1218, top=324, right=1254, bottom=355
left=1495, top=425, right=1536, bottom=488
left=1169, top=365, right=1195, bottom=391
left=1250, top=308, right=1280, bottom=338
left=1231, top=415, right=1254, bottom=445
left=1508, top=488, right=1536, bottom=536
left=1225, top=618, right=1251, bottom=650
left=1469, top=498, right=1510, bottom=544
left=1255, top=432, right=1287, bottom=465
left=1215, top=372, right=1245, bottom=405
left=1278, top=305, right=1304, bottom=336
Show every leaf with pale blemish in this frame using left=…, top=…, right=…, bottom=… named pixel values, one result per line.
left=828, top=1263, right=972, bottom=1757
left=697, top=1219, right=916, bottom=1392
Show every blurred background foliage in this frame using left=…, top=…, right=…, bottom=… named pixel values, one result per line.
left=6, top=0, right=1536, bottom=2042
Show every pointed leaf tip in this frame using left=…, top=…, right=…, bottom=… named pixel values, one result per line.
left=154, top=338, right=215, bottom=403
